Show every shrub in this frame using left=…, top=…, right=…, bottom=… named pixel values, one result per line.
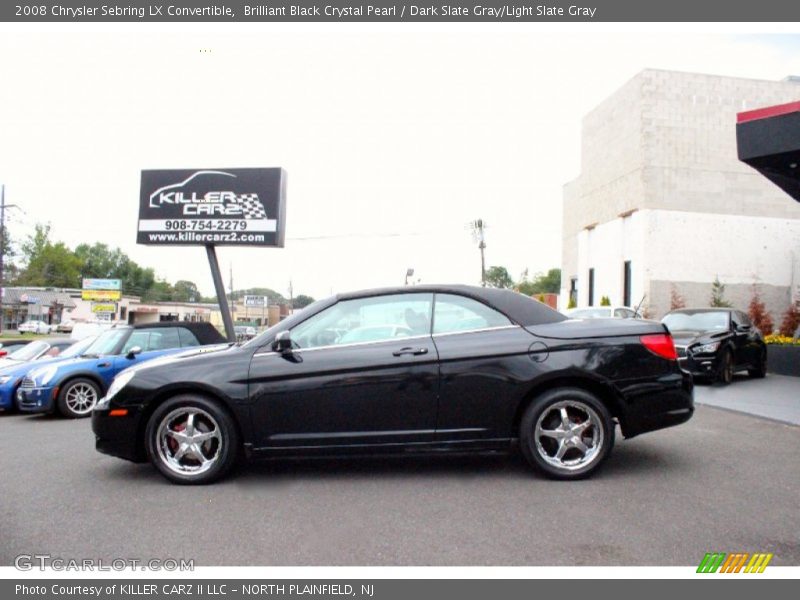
left=670, top=285, right=686, bottom=310
left=779, top=303, right=800, bottom=337
left=710, top=276, right=732, bottom=308
left=748, top=288, right=774, bottom=335
left=567, top=297, right=577, bottom=309
left=764, top=334, right=800, bottom=346
left=600, top=295, right=611, bottom=306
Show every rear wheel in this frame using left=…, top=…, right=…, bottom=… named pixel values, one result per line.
left=717, top=349, right=734, bottom=385
left=520, top=388, right=615, bottom=480
left=57, top=378, right=101, bottom=418
left=145, top=395, right=239, bottom=485
left=748, top=348, right=767, bottom=379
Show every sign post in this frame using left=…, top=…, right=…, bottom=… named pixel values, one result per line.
left=138, top=168, right=287, bottom=342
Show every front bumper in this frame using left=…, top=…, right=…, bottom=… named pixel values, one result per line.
left=92, top=405, right=146, bottom=462
left=677, top=352, right=722, bottom=378
left=16, top=385, right=57, bottom=413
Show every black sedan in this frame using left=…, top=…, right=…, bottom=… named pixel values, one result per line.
left=662, top=308, right=767, bottom=385
left=92, top=285, right=693, bottom=484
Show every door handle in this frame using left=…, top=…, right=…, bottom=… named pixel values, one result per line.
left=98, top=362, right=111, bottom=368
left=392, top=347, right=428, bottom=357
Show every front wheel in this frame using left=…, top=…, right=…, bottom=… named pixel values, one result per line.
left=717, top=349, right=734, bottom=385
left=57, top=378, right=101, bottom=418
left=145, top=395, right=240, bottom=485
left=519, top=388, right=615, bottom=480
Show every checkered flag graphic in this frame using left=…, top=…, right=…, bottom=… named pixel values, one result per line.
left=238, top=194, right=268, bottom=219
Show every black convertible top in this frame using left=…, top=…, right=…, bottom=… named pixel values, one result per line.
left=125, top=321, right=226, bottom=345
left=336, top=284, right=567, bottom=327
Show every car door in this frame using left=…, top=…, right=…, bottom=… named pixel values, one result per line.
left=732, top=311, right=759, bottom=367
left=431, top=293, right=538, bottom=441
left=248, top=293, right=439, bottom=449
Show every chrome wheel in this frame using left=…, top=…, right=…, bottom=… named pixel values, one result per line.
left=534, top=400, right=604, bottom=472
left=64, top=382, right=98, bottom=415
left=156, top=407, right=223, bottom=477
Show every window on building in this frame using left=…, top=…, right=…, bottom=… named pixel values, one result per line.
left=588, top=269, right=595, bottom=307
left=569, top=277, right=578, bottom=306
left=623, top=260, right=632, bottom=307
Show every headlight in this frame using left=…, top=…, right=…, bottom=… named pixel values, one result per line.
left=30, top=365, right=58, bottom=386
left=101, top=370, right=136, bottom=407
left=0, top=375, right=13, bottom=385
left=692, top=342, right=720, bottom=354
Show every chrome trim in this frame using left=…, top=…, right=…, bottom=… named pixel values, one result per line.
left=432, top=325, right=518, bottom=337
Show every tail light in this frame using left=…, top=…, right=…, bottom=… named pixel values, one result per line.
left=640, top=333, right=677, bottom=360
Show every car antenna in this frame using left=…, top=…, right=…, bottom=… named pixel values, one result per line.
left=634, top=294, right=646, bottom=318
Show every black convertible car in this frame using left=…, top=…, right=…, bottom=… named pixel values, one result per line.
left=92, top=285, right=693, bottom=484
left=662, top=308, right=767, bottom=385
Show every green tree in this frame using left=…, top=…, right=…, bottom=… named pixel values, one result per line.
left=172, top=280, right=200, bottom=302
left=710, top=276, right=732, bottom=308
left=293, top=294, right=315, bottom=309
left=17, top=224, right=83, bottom=288
left=600, top=295, right=611, bottom=306
left=517, top=268, right=561, bottom=295
left=485, top=266, right=514, bottom=289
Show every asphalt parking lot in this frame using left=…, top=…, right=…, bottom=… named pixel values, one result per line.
left=1, top=377, right=799, bottom=567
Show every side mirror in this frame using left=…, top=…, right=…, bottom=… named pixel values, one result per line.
left=736, top=324, right=752, bottom=333
left=272, top=331, right=293, bottom=353
left=126, top=346, right=143, bottom=359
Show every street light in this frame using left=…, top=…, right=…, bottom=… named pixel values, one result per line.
left=404, top=268, right=415, bottom=286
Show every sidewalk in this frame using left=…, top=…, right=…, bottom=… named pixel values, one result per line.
left=694, top=373, right=800, bottom=425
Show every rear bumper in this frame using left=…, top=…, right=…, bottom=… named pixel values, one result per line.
left=92, top=406, right=146, bottom=462
left=619, top=368, right=694, bottom=438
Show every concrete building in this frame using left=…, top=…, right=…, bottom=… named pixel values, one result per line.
left=561, top=69, right=800, bottom=322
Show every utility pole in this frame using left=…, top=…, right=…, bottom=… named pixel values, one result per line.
left=228, top=263, right=234, bottom=323
left=288, top=279, right=294, bottom=313
left=470, top=219, right=487, bottom=287
left=0, top=185, right=19, bottom=334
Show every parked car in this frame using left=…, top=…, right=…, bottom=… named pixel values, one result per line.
left=92, top=285, right=693, bottom=485
left=0, top=338, right=75, bottom=370
left=17, top=320, right=52, bottom=334
left=56, top=320, right=76, bottom=333
left=0, top=336, right=97, bottom=412
left=17, top=322, right=226, bottom=418
left=662, top=308, right=767, bottom=385
left=565, top=306, right=641, bottom=319
left=0, top=340, right=31, bottom=358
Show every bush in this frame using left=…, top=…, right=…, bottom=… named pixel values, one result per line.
left=748, top=288, right=774, bottom=335
left=600, top=295, right=611, bottom=306
left=764, top=334, right=800, bottom=346
left=779, top=303, right=800, bottom=337
left=670, top=285, right=686, bottom=310
left=567, top=297, right=577, bottom=309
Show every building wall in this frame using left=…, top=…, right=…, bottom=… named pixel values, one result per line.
left=562, top=69, right=800, bottom=322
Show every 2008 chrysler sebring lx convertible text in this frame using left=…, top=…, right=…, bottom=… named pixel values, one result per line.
left=92, top=285, right=693, bottom=484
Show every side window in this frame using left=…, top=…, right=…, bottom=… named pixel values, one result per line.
left=178, top=327, right=201, bottom=347
left=148, top=328, right=181, bottom=350
left=738, top=312, right=752, bottom=327
left=122, top=330, right=152, bottom=353
left=433, top=294, right=512, bottom=334
left=291, top=293, right=433, bottom=349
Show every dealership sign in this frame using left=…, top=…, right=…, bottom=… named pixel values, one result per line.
left=82, top=290, right=121, bottom=301
left=244, top=295, right=268, bottom=307
left=91, top=303, right=116, bottom=314
left=83, top=278, right=122, bottom=291
left=138, top=168, right=287, bottom=247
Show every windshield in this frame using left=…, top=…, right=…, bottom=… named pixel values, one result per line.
left=663, top=311, right=730, bottom=332
left=82, top=328, right=131, bottom=356
left=60, top=336, right=98, bottom=359
left=9, top=340, right=50, bottom=361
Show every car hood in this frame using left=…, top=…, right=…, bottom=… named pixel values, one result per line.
left=0, top=355, right=71, bottom=377
left=669, top=329, right=729, bottom=347
left=526, top=318, right=665, bottom=340
left=0, top=358, right=23, bottom=369
left=120, top=343, right=235, bottom=376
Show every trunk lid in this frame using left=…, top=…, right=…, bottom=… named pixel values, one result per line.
left=526, top=318, right=667, bottom=340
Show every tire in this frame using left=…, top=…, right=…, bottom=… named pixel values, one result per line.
left=717, top=349, right=734, bottom=386
left=747, top=348, right=767, bottom=379
left=519, top=388, right=615, bottom=480
left=145, top=395, right=239, bottom=485
left=57, top=378, right=101, bottom=418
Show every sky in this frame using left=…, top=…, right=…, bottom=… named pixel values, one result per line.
left=1, top=28, right=799, bottom=300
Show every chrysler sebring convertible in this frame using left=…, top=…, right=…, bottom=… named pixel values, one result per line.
left=92, top=285, right=693, bottom=484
